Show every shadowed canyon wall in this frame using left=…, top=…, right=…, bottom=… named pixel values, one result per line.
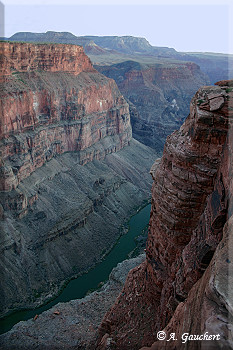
left=97, top=80, right=233, bottom=350
left=0, top=42, right=156, bottom=317
left=96, top=61, right=209, bottom=152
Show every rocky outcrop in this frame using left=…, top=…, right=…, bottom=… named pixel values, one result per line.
left=6, top=32, right=233, bottom=85
left=7, top=33, right=233, bottom=154
left=140, top=217, right=233, bottom=350
left=0, top=42, right=94, bottom=78
left=0, top=43, right=156, bottom=317
left=0, top=42, right=132, bottom=191
left=96, top=81, right=233, bottom=349
left=96, top=60, right=209, bottom=152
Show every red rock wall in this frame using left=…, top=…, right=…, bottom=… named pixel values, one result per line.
left=0, top=42, right=94, bottom=78
left=0, top=43, right=132, bottom=192
left=140, top=134, right=233, bottom=350
left=97, top=81, right=233, bottom=349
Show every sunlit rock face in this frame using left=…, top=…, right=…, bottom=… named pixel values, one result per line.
left=96, top=80, right=233, bottom=350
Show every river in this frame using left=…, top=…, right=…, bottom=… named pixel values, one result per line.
left=0, top=203, right=151, bottom=334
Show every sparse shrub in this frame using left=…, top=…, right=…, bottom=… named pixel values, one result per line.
left=197, top=99, right=204, bottom=105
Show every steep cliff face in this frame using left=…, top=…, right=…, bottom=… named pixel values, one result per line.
left=97, top=80, right=233, bottom=349
left=141, top=217, right=233, bottom=350
left=0, top=42, right=156, bottom=317
left=7, top=32, right=233, bottom=86
left=0, top=42, right=132, bottom=192
left=140, top=119, right=233, bottom=350
left=0, top=42, right=94, bottom=78
left=178, top=52, right=233, bottom=85
left=96, top=60, right=209, bottom=152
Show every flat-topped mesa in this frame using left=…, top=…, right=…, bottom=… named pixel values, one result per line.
left=96, top=80, right=233, bottom=349
left=0, top=42, right=132, bottom=192
left=0, top=42, right=95, bottom=77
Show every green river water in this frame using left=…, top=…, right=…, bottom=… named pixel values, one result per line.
left=0, top=203, right=151, bottom=335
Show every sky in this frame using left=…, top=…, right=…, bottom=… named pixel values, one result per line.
left=1, top=0, right=233, bottom=54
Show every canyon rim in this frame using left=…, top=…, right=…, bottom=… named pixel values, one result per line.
left=0, top=20, right=233, bottom=350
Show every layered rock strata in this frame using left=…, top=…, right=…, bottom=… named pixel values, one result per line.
left=7, top=31, right=233, bottom=85
left=97, top=81, right=233, bottom=349
left=0, top=42, right=94, bottom=78
left=1, top=38, right=212, bottom=154
left=141, top=217, right=233, bottom=350
left=0, top=138, right=155, bottom=316
left=0, top=43, right=156, bottom=316
left=96, top=60, right=209, bottom=152
left=0, top=42, right=132, bottom=191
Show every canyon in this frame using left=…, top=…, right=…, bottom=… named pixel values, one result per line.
left=0, top=254, right=146, bottom=349
left=7, top=31, right=233, bottom=152
left=0, top=38, right=232, bottom=350
left=95, top=80, right=233, bottom=349
left=96, top=60, right=209, bottom=151
left=0, top=42, right=156, bottom=318
left=2, top=74, right=232, bottom=350
left=7, top=32, right=233, bottom=85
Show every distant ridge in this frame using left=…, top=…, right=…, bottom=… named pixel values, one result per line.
left=4, top=31, right=233, bottom=83
left=7, top=31, right=179, bottom=57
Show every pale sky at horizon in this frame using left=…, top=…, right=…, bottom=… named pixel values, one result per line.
left=1, top=0, right=233, bottom=54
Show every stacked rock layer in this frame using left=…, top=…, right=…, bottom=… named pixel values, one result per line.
left=97, top=80, right=233, bottom=350
left=0, top=42, right=155, bottom=317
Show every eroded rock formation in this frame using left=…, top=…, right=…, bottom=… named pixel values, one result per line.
left=96, top=60, right=209, bottom=152
left=0, top=42, right=132, bottom=191
left=97, top=80, right=233, bottom=349
left=0, top=42, right=156, bottom=317
left=0, top=42, right=94, bottom=78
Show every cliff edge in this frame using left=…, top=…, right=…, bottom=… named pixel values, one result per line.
left=0, top=42, right=156, bottom=318
left=97, top=80, right=233, bottom=349
left=0, top=42, right=131, bottom=191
